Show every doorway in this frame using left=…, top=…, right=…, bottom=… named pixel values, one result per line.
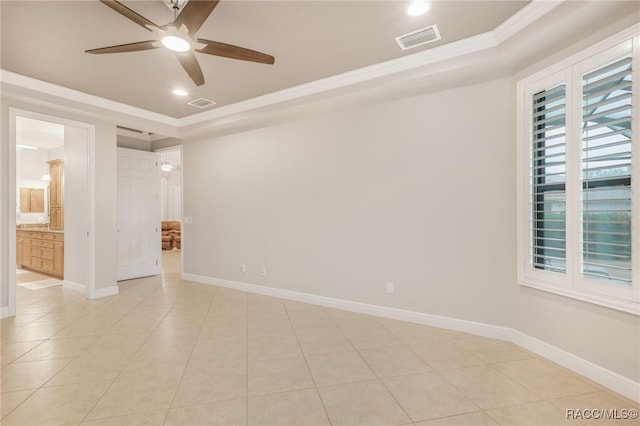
left=156, top=146, right=183, bottom=276
left=8, top=108, right=95, bottom=317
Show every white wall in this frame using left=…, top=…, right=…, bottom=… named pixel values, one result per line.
left=515, top=282, right=640, bottom=384
left=183, top=76, right=639, bottom=384
left=48, top=146, right=64, bottom=160
left=184, top=79, right=517, bottom=326
left=64, top=126, right=89, bottom=287
left=1, top=103, right=10, bottom=315
left=93, top=123, right=118, bottom=292
left=158, top=148, right=182, bottom=222
left=161, top=168, right=182, bottom=221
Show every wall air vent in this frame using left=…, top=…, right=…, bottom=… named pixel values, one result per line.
left=188, top=97, right=216, bottom=109
left=395, top=25, right=441, bottom=51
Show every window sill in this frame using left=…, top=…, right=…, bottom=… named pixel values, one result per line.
left=519, top=278, right=640, bottom=316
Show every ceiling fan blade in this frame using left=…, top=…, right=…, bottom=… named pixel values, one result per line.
left=85, top=40, right=159, bottom=54
left=174, top=0, right=220, bottom=35
left=99, top=0, right=157, bottom=30
left=196, top=39, right=275, bottom=64
left=176, top=51, right=205, bottom=86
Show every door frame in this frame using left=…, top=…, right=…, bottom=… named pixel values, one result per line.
left=8, top=108, right=96, bottom=316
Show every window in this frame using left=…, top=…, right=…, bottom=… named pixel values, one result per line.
left=518, top=32, right=639, bottom=315
left=581, top=56, right=632, bottom=287
left=532, top=84, right=567, bottom=274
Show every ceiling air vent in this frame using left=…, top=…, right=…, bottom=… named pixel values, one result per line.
left=395, top=25, right=441, bottom=51
left=188, top=97, right=216, bottom=109
left=117, top=125, right=152, bottom=135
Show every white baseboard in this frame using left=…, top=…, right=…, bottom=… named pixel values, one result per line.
left=89, top=285, right=119, bottom=299
left=183, top=272, right=640, bottom=403
left=62, top=280, right=86, bottom=293
left=511, top=331, right=640, bottom=403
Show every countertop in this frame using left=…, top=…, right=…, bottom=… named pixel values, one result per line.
left=16, top=227, right=64, bottom=234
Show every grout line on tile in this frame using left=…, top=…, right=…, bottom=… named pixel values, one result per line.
left=282, top=298, right=333, bottom=425
left=165, top=287, right=217, bottom=415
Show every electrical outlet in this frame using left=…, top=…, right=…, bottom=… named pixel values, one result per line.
left=241, top=264, right=246, bottom=273
left=261, top=266, right=267, bottom=276
left=386, top=282, right=394, bottom=294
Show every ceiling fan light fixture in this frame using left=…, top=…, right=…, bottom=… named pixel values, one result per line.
left=162, top=0, right=189, bottom=12
left=162, top=35, right=191, bottom=52
left=407, top=0, right=431, bottom=16
left=173, top=88, right=189, bottom=96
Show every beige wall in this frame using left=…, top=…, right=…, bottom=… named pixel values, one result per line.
left=184, top=78, right=518, bottom=325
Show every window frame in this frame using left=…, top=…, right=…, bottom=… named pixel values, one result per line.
left=517, top=28, right=640, bottom=315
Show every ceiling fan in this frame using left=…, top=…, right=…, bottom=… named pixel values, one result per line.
left=86, top=0, right=275, bottom=86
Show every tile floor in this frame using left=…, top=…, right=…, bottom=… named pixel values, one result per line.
left=1, top=250, right=638, bottom=425
left=15, top=269, right=55, bottom=285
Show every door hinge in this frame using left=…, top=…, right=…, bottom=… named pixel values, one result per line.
left=156, top=259, right=159, bottom=266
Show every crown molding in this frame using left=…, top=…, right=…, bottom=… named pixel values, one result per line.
left=493, top=0, right=564, bottom=44
left=0, top=70, right=180, bottom=128
left=178, top=31, right=498, bottom=129
left=1, top=0, right=564, bottom=135
left=182, top=0, right=564, bottom=127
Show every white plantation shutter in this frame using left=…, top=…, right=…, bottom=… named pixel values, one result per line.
left=581, top=56, right=633, bottom=286
left=530, top=84, right=567, bottom=273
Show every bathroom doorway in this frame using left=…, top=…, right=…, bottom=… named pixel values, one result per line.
left=8, top=108, right=95, bottom=317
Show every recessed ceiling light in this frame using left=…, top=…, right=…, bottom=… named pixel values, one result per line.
left=407, top=0, right=431, bottom=16
left=173, top=89, right=189, bottom=96
left=162, top=35, right=190, bottom=52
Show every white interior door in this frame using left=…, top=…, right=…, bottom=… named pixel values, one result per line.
left=117, top=148, right=160, bottom=281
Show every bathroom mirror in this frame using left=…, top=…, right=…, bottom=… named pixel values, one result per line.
left=20, top=188, right=45, bottom=213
